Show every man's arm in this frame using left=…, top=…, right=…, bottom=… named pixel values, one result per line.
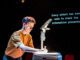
left=19, top=42, right=40, bottom=52
left=11, top=31, right=40, bottom=53
left=11, top=31, right=47, bottom=53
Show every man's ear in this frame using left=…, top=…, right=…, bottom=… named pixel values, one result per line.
left=23, top=23, right=26, bottom=26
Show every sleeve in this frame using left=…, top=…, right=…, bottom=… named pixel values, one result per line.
left=26, top=34, right=34, bottom=48
left=28, top=39, right=34, bottom=48
left=11, top=31, right=23, bottom=48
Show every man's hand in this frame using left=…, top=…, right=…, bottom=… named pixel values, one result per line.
left=33, top=47, right=48, bottom=54
left=40, top=46, right=48, bottom=53
left=41, top=48, right=48, bottom=53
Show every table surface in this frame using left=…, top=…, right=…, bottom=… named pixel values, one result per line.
left=33, top=52, right=61, bottom=55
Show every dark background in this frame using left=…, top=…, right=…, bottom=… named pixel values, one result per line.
left=1, top=0, right=80, bottom=60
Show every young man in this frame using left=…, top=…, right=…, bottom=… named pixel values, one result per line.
left=3, top=16, right=47, bottom=60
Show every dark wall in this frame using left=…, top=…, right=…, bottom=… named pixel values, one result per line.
left=1, top=0, right=80, bottom=60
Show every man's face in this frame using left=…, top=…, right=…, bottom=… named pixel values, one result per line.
left=23, top=22, right=34, bottom=33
